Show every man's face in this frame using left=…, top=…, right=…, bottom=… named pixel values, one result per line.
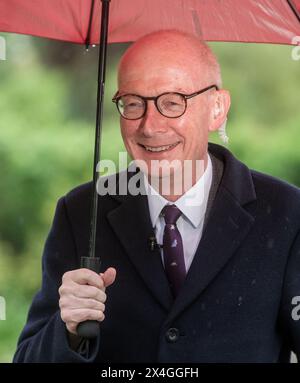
left=118, top=45, right=217, bottom=179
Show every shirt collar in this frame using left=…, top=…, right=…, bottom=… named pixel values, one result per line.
left=144, top=154, right=213, bottom=228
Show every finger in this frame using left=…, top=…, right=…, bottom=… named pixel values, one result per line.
left=100, top=267, right=117, bottom=288
left=63, top=268, right=104, bottom=289
left=73, top=284, right=107, bottom=303
left=60, top=295, right=105, bottom=312
left=71, top=308, right=105, bottom=323
left=62, top=308, right=105, bottom=325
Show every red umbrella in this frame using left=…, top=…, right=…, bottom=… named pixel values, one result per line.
left=1, top=0, right=300, bottom=337
left=1, top=0, right=300, bottom=45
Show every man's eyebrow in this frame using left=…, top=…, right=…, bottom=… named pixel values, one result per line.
left=116, top=87, right=192, bottom=96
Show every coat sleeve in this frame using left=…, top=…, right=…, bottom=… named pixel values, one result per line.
left=279, top=229, right=300, bottom=361
left=13, top=197, right=100, bottom=362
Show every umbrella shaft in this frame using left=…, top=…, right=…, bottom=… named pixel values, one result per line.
left=89, top=0, right=111, bottom=259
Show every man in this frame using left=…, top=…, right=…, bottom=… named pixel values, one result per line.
left=13, top=30, right=300, bottom=363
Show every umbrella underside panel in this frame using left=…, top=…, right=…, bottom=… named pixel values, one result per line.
left=0, top=0, right=300, bottom=45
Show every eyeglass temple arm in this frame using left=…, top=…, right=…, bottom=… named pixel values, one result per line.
left=185, top=85, right=219, bottom=99
left=112, top=91, right=119, bottom=102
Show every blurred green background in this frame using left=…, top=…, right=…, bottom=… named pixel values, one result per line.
left=0, top=34, right=299, bottom=362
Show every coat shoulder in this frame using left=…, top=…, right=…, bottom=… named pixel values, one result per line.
left=250, top=169, right=300, bottom=220
left=64, top=180, right=93, bottom=204
left=251, top=169, right=300, bottom=197
left=63, top=171, right=124, bottom=206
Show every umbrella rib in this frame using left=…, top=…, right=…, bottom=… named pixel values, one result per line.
left=287, top=0, right=300, bottom=24
left=85, top=0, right=96, bottom=50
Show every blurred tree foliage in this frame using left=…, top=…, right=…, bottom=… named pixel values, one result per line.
left=0, top=34, right=299, bottom=361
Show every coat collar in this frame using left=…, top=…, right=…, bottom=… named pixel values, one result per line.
left=106, top=143, right=257, bottom=316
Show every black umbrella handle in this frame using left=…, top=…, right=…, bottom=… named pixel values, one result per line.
left=77, top=257, right=101, bottom=338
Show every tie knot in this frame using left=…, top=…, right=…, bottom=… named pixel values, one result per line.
left=161, top=204, right=182, bottom=224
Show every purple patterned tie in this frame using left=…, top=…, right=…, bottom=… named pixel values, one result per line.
left=161, top=204, right=186, bottom=297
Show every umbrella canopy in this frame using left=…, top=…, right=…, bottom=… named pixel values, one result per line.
left=1, top=0, right=300, bottom=45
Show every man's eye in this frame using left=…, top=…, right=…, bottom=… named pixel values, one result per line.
left=167, top=101, right=180, bottom=106
left=163, top=100, right=182, bottom=109
left=127, top=102, right=141, bottom=107
left=124, top=102, right=143, bottom=109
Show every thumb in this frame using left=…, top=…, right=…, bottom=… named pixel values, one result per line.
left=100, top=267, right=117, bottom=288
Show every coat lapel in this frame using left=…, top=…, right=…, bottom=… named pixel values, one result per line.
left=106, top=172, right=173, bottom=311
left=166, top=185, right=255, bottom=323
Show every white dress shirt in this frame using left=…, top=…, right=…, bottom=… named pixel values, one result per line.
left=144, top=155, right=213, bottom=272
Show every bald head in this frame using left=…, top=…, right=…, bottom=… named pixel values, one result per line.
left=118, top=30, right=222, bottom=90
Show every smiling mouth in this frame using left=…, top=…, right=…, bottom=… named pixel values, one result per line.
left=139, top=142, right=180, bottom=153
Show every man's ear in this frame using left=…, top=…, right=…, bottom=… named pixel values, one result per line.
left=209, top=89, right=231, bottom=132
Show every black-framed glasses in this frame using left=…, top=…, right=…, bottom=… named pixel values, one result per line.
left=112, top=84, right=219, bottom=120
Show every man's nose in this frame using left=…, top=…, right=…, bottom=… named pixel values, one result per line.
left=138, top=101, right=167, bottom=137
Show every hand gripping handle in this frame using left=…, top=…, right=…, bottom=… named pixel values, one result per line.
left=76, top=257, right=101, bottom=339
